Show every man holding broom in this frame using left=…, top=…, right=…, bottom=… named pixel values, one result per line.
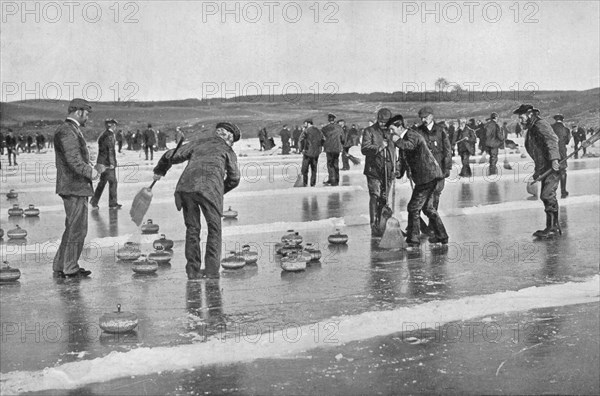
left=514, top=104, right=562, bottom=238
left=152, top=123, right=241, bottom=279
left=388, top=114, right=449, bottom=246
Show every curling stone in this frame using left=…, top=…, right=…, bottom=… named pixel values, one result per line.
left=240, top=244, right=258, bottom=264
left=328, top=229, right=349, bottom=245
left=6, top=190, right=18, bottom=199
left=131, top=255, right=158, bottom=274
left=304, top=243, right=322, bottom=261
left=153, top=234, right=173, bottom=251
left=280, top=252, right=308, bottom=272
left=515, top=149, right=521, bottom=154
left=7, top=225, right=27, bottom=240
left=281, top=230, right=303, bottom=246
left=280, top=243, right=303, bottom=256
left=141, top=219, right=159, bottom=234
left=8, top=204, right=23, bottom=217
left=148, top=245, right=172, bottom=264
left=23, top=204, right=40, bottom=217
left=520, top=153, right=527, bottom=159
left=223, top=206, right=238, bottom=219
left=0, top=261, right=21, bottom=282
left=221, top=251, right=246, bottom=270
left=116, top=242, right=142, bottom=261
left=99, top=304, right=138, bottom=333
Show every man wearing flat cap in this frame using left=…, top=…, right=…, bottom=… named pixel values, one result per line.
left=298, top=119, right=324, bottom=187
left=416, top=106, right=452, bottom=236
left=321, top=113, right=344, bottom=186
left=143, top=123, right=157, bottom=161
left=90, top=118, right=122, bottom=210
left=153, top=122, right=241, bottom=279
left=551, top=114, right=571, bottom=198
left=571, top=123, right=587, bottom=159
left=388, top=114, right=449, bottom=245
left=361, top=108, right=395, bottom=236
left=53, top=98, right=104, bottom=278
left=514, top=104, right=561, bottom=237
left=484, top=112, right=504, bottom=175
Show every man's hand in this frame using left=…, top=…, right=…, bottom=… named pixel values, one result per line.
left=551, top=159, right=560, bottom=171
left=95, top=164, right=107, bottom=174
left=91, top=168, right=100, bottom=180
left=153, top=173, right=162, bottom=181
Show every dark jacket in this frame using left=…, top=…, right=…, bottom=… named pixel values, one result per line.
left=54, top=119, right=94, bottom=197
left=455, top=126, right=477, bottom=155
left=143, top=128, right=156, bottom=146
left=299, top=126, right=324, bottom=158
left=525, top=116, right=560, bottom=179
left=154, top=136, right=240, bottom=215
left=416, top=122, right=452, bottom=176
left=321, top=122, right=344, bottom=153
left=484, top=120, right=504, bottom=149
left=393, top=129, right=444, bottom=186
left=96, top=129, right=117, bottom=167
left=551, top=121, right=570, bottom=169
left=573, top=127, right=587, bottom=143
left=361, top=123, right=395, bottom=179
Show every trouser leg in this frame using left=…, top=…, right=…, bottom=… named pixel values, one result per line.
left=488, top=148, right=498, bottom=174
left=301, top=156, right=309, bottom=186
left=559, top=169, right=568, bottom=197
left=53, top=195, right=88, bottom=274
left=310, top=158, right=318, bottom=186
left=541, top=172, right=560, bottom=213
left=198, top=196, right=222, bottom=277
left=180, top=192, right=203, bottom=277
left=106, top=169, right=118, bottom=206
left=342, top=147, right=350, bottom=169
left=331, top=152, right=340, bottom=185
left=90, top=172, right=108, bottom=206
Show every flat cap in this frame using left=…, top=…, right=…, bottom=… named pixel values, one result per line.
left=377, top=108, right=392, bottom=123
left=418, top=106, right=434, bottom=117
left=104, top=118, right=118, bottom=125
left=512, top=104, right=534, bottom=115
left=68, top=98, right=91, bottom=111
left=490, top=112, right=498, bottom=118
left=386, top=114, right=405, bottom=128
left=216, top=122, right=241, bottom=142
left=553, top=114, right=564, bottom=121
left=304, top=118, right=314, bottom=124
left=532, top=108, right=540, bottom=115
left=328, top=113, right=336, bottom=121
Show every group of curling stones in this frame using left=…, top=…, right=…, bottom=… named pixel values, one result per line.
left=117, top=217, right=174, bottom=275
left=1, top=190, right=42, bottom=284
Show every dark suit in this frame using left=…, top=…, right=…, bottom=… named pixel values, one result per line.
left=552, top=121, right=571, bottom=197
left=53, top=119, right=95, bottom=275
left=299, top=126, right=324, bottom=186
left=91, top=129, right=118, bottom=207
left=143, top=128, right=156, bottom=160
left=322, top=122, right=344, bottom=185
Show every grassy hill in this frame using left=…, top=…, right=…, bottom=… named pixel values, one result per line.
left=1, top=88, right=598, bottom=141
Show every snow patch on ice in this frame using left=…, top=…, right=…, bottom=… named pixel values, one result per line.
left=1, top=276, right=598, bottom=394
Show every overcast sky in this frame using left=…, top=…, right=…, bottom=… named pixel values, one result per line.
left=1, top=1, right=599, bottom=101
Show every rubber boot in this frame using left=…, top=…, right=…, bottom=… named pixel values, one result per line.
left=405, top=212, right=421, bottom=246
left=535, top=212, right=562, bottom=238
left=560, top=172, right=569, bottom=198
left=369, top=197, right=381, bottom=236
left=533, top=212, right=552, bottom=237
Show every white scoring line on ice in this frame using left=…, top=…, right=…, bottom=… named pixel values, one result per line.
left=1, top=276, right=598, bottom=394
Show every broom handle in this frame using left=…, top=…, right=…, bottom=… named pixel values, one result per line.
left=533, top=130, right=600, bottom=184
left=148, top=138, right=185, bottom=190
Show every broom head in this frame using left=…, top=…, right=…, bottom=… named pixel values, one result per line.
left=130, top=187, right=153, bottom=226
left=379, top=216, right=407, bottom=249
left=478, top=153, right=487, bottom=164
left=347, top=154, right=361, bottom=165
left=526, top=180, right=538, bottom=196
left=293, top=174, right=304, bottom=187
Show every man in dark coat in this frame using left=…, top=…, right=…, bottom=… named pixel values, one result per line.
left=321, top=113, right=344, bottom=186
left=125, top=130, right=133, bottom=150
left=143, top=124, right=156, bottom=160
left=153, top=122, right=241, bottom=279
left=116, top=129, right=124, bottom=153
left=389, top=114, right=448, bottom=246
left=484, top=112, right=504, bottom=175
left=90, top=118, right=121, bottom=210
left=571, top=124, right=587, bottom=158
left=35, top=132, right=45, bottom=152
left=552, top=114, right=571, bottom=198
left=279, top=124, right=291, bottom=155
left=292, top=125, right=302, bottom=153
left=361, top=108, right=395, bottom=236
left=455, top=118, right=477, bottom=177
left=298, top=119, right=324, bottom=187
left=340, top=119, right=353, bottom=170
left=53, top=98, right=103, bottom=278
left=26, top=135, right=33, bottom=153
left=516, top=104, right=561, bottom=238
left=475, top=120, right=486, bottom=154
left=416, top=107, right=452, bottom=226
left=5, top=129, right=17, bottom=166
